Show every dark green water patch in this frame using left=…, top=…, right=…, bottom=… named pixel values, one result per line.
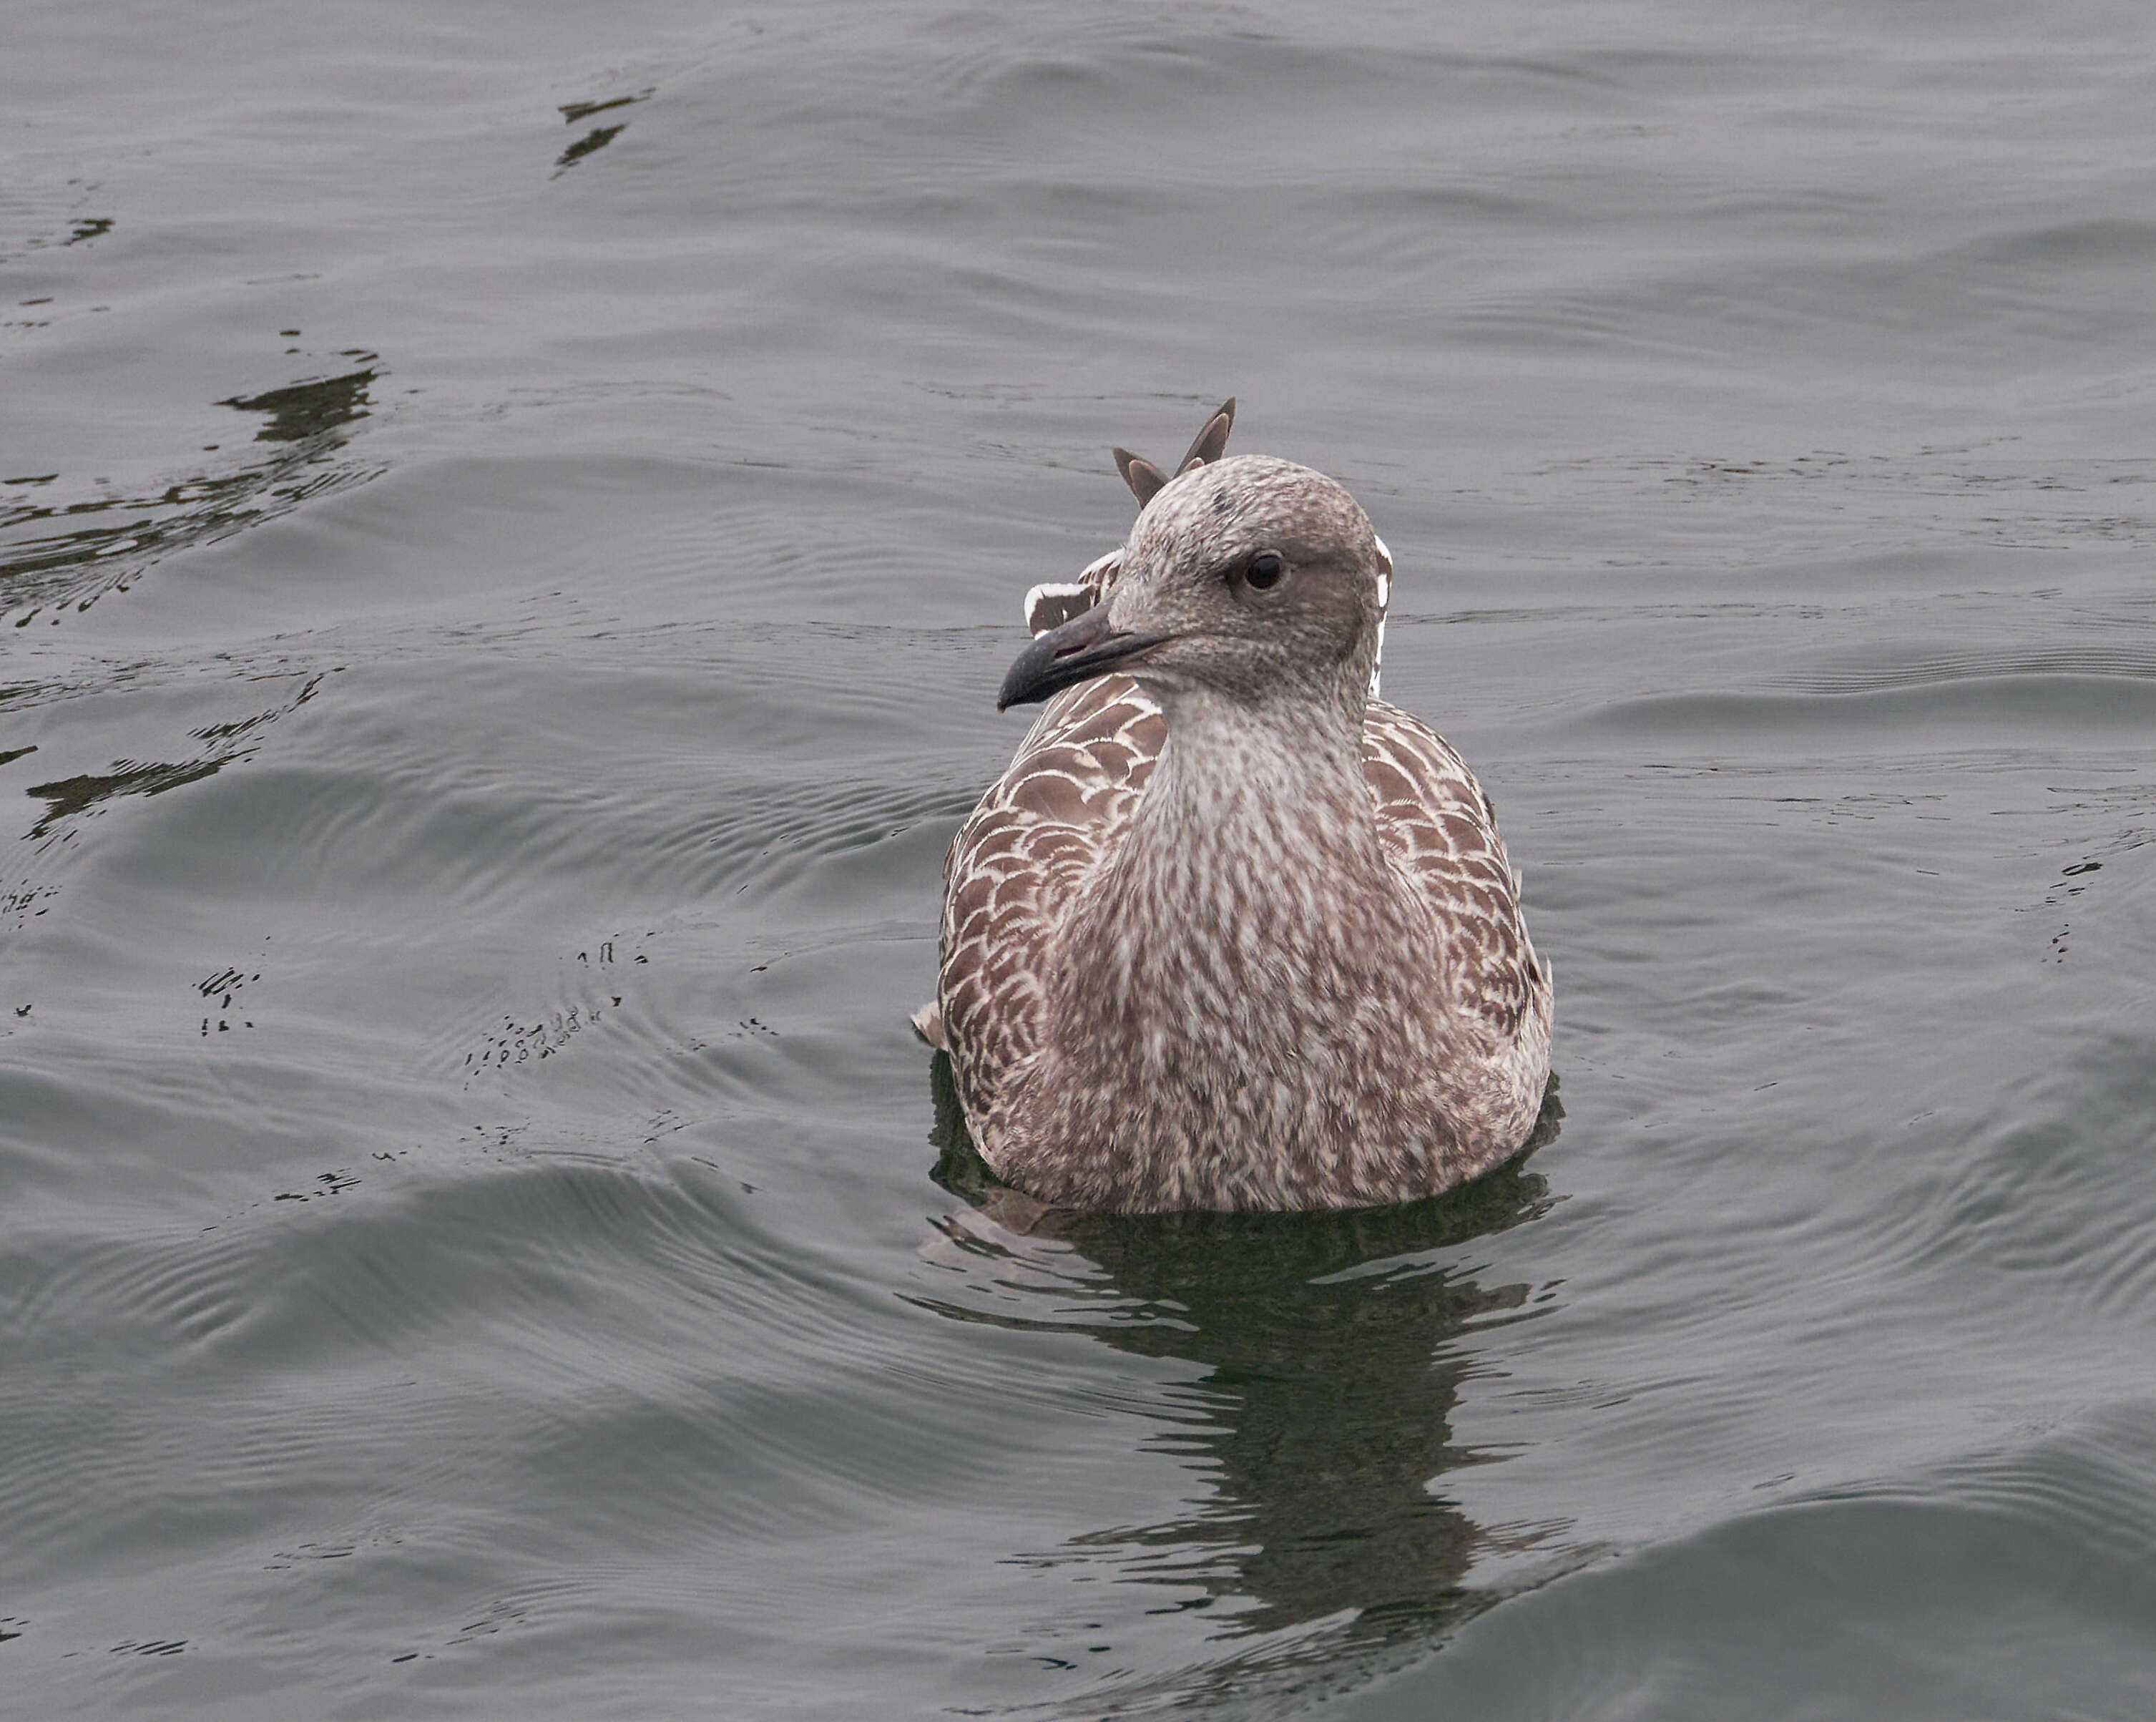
left=215, top=363, right=376, bottom=444
left=1, top=368, right=378, bottom=622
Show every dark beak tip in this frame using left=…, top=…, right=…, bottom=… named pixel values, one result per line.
left=997, top=609, right=1106, bottom=711
left=996, top=606, right=1168, bottom=710
left=995, top=632, right=1057, bottom=712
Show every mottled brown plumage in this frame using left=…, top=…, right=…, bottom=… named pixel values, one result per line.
left=930, top=409, right=1551, bottom=1213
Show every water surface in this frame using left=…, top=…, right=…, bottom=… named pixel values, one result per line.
left=4, top=1, right=2154, bottom=1716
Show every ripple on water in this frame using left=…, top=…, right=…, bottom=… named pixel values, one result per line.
left=1580, top=673, right=2156, bottom=747
left=1348, top=1410, right=2156, bottom=1721
left=0, top=371, right=381, bottom=626
left=1894, top=1034, right=2156, bottom=1326
left=0, top=1154, right=926, bottom=1585
left=6, top=0, right=2156, bottom=1712
left=1763, top=641, right=2156, bottom=695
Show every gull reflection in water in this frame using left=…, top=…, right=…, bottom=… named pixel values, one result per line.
left=915, top=1053, right=1562, bottom=1653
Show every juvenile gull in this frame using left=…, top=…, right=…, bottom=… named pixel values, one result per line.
left=925, top=403, right=1552, bottom=1213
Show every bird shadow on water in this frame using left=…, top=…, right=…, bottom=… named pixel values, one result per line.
left=916, top=1053, right=1566, bottom=1688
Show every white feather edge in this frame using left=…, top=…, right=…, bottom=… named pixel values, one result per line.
left=1023, top=549, right=1124, bottom=636
left=1370, top=533, right=1392, bottom=700
left=1021, top=581, right=1092, bottom=637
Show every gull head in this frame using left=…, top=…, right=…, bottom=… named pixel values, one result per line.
left=999, top=455, right=1387, bottom=721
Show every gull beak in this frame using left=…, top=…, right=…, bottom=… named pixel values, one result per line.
left=996, top=605, right=1173, bottom=711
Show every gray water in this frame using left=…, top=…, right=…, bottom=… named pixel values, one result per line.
left=4, top=1, right=2154, bottom=1715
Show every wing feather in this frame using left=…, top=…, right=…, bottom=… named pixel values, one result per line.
left=1361, top=700, right=1548, bottom=1041
left=939, top=674, right=1162, bottom=1138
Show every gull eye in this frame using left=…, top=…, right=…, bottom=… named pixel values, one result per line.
left=1244, top=551, right=1284, bottom=591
